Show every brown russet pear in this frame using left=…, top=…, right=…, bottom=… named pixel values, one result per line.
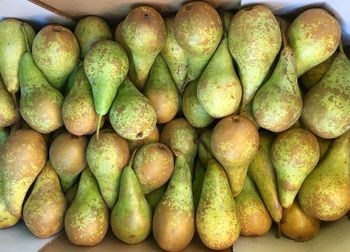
left=87, top=129, right=129, bottom=209
left=248, top=131, right=283, bottom=223
left=111, top=161, right=152, bottom=244
left=228, top=5, right=281, bottom=104
left=287, top=8, right=341, bottom=76
left=143, top=55, right=179, bottom=124
left=299, top=130, right=350, bottom=221
left=120, top=6, right=166, bottom=89
left=133, top=142, right=174, bottom=194
left=0, top=19, right=36, bottom=94
left=0, top=129, right=47, bottom=217
left=0, top=77, right=20, bottom=127
left=49, top=132, right=88, bottom=192
left=235, top=175, right=272, bottom=237
left=65, top=168, right=109, bottom=246
left=211, top=115, right=259, bottom=196
left=153, top=154, right=195, bottom=251
left=271, top=128, right=319, bottom=209
left=196, top=159, right=240, bottom=250
left=128, top=126, right=159, bottom=151
left=174, top=1, right=223, bottom=81
left=32, top=25, right=79, bottom=90
left=281, top=200, right=320, bottom=241
left=23, top=161, right=67, bottom=238
left=301, top=48, right=350, bottom=139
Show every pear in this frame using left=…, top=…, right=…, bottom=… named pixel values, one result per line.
left=49, top=132, right=88, bottom=192
left=74, top=16, right=112, bottom=58
left=133, top=143, right=174, bottom=194
left=248, top=131, right=282, bottom=223
left=109, top=79, right=157, bottom=140
left=160, top=118, right=198, bottom=169
left=299, top=130, right=350, bottom=221
left=196, top=159, right=240, bottom=250
left=192, top=159, right=206, bottom=209
left=145, top=185, right=166, bottom=212
left=128, top=126, right=159, bottom=151
left=301, top=52, right=337, bottom=90
left=236, top=175, right=272, bottom=237
left=23, top=161, right=67, bottom=238
left=287, top=8, right=341, bottom=76
left=65, top=168, right=109, bottom=246
left=281, top=200, right=320, bottom=241
left=174, top=1, right=223, bottom=81
left=120, top=6, right=166, bottom=89
left=211, top=115, right=259, bottom=196
left=87, top=129, right=129, bottom=209
left=32, top=25, right=79, bottom=90
left=62, top=65, right=103, bottom=136
left=153, top=154, right=195, bottom=251
left=143, top=55, right=179, bottom=124
left=0, top=129, right=47, bottom=217
left=253, top=45, right=302, bottom=132
left=161, top=17, right=187, bottom=92
left=228, top=5, right=281, bottom=104
left=301, top=49, right=350, bottom=139
left=240, top=102, right=259, bottom=128
left=182, top=80, right=214, bottom=128
left=111, top=161, right=152, bottom=244
left=0, top=77, right=20, bottom=127
left=0, top=19, right=35, bottom=94
left=271, top=128, right=319, bottom=209
left=84, top=40, right=129, bottom=138
left=19, top=52, right=64, bottom=133
left=197, top=37, right=242, bottom=118
left=198, top=129, right=213, bottom=166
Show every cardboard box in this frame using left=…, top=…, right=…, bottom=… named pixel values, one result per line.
left=0, top=0, right=349, bottom=251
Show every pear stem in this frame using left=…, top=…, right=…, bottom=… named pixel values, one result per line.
left=339, top=41, right=344, bottom=54
left=11, top=92, right=17, bottom=107
left=20, top=22, right=31, bottom=53
left=96, top=115, right=102, bottom=141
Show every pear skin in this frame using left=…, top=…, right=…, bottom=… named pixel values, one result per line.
left=299, top=130, right=350, bottom=221
left=0, top=77, right=20, bottom=127
left=128, top=126, right=159, bottom=151
left=65, top=168, right=109, bottom=246
left=153, top=154, right=195, bottom=251
left=211, top=115, right=259, bottom=196
left=196, top=159, right=240, bottom=250
left=23, top=161, right=67, bottom=238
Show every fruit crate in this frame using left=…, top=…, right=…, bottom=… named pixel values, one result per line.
left=0, top=0, right=349, bottom=252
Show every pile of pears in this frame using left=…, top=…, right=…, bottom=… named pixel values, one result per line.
left=0, top=1, right=350, bottom=251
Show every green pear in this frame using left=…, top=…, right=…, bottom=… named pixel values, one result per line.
left=174, top=1, right=223, bottom=81
left=161, top=17, right=187, bottom=92
left=145, top=185, right=166, bottom=212
left=299, top=130, right=350, bottom=221
left=111, top=161, right=152, bottom=244
left=198, top=129, right=213, bottom=166
left=192, top=159, right=206, bottom=209
left=253, top=46, right=302, bottom=132
left=196, top=159, right=240, bottom=250
left=74, top=16, right=112, bottom=58
left=228, top=5, right=281, bottom=104
left=197, top=37, right=242, bottom=118
left=84, top=40, right=129, bottom=138
left=49, top=132, right=88, bottom=192
left=248, top=131, right=283, bottom=223
left=271, top=128, right=320, bottom=209
left=23, top=161, right=67, bottom=238
left=87, top=129, right=129, bottom=209
left=62, top=65, right=103, bottom=136
left=182, top=79, right=214, bottom=128
left=0, top=19, right=35, bottom=94
left=0, top=77, right=20, bottom=127
left=160, top=118, right=198, bottom=169
left=120, top=6, right=166, bottom=89
left=0, top=129, right=47, bottom=217
left=153, top=154, right=195, bottom=251
left=211, top=115, right=259, bottom=196
left=287, top=9, right=341, bottom=76
left=143, top=55, right=179, bottom=124
left=19, top=52, right=64, bottom=133
left=301, top=49, right=350, bottom=139
left=109, top=79, right=157, bottom=140
left=236, top=175, right=272, bottom=237
left=65, top=168, right=109, bottom=246
left=32, top=25, right=79, bottom=90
